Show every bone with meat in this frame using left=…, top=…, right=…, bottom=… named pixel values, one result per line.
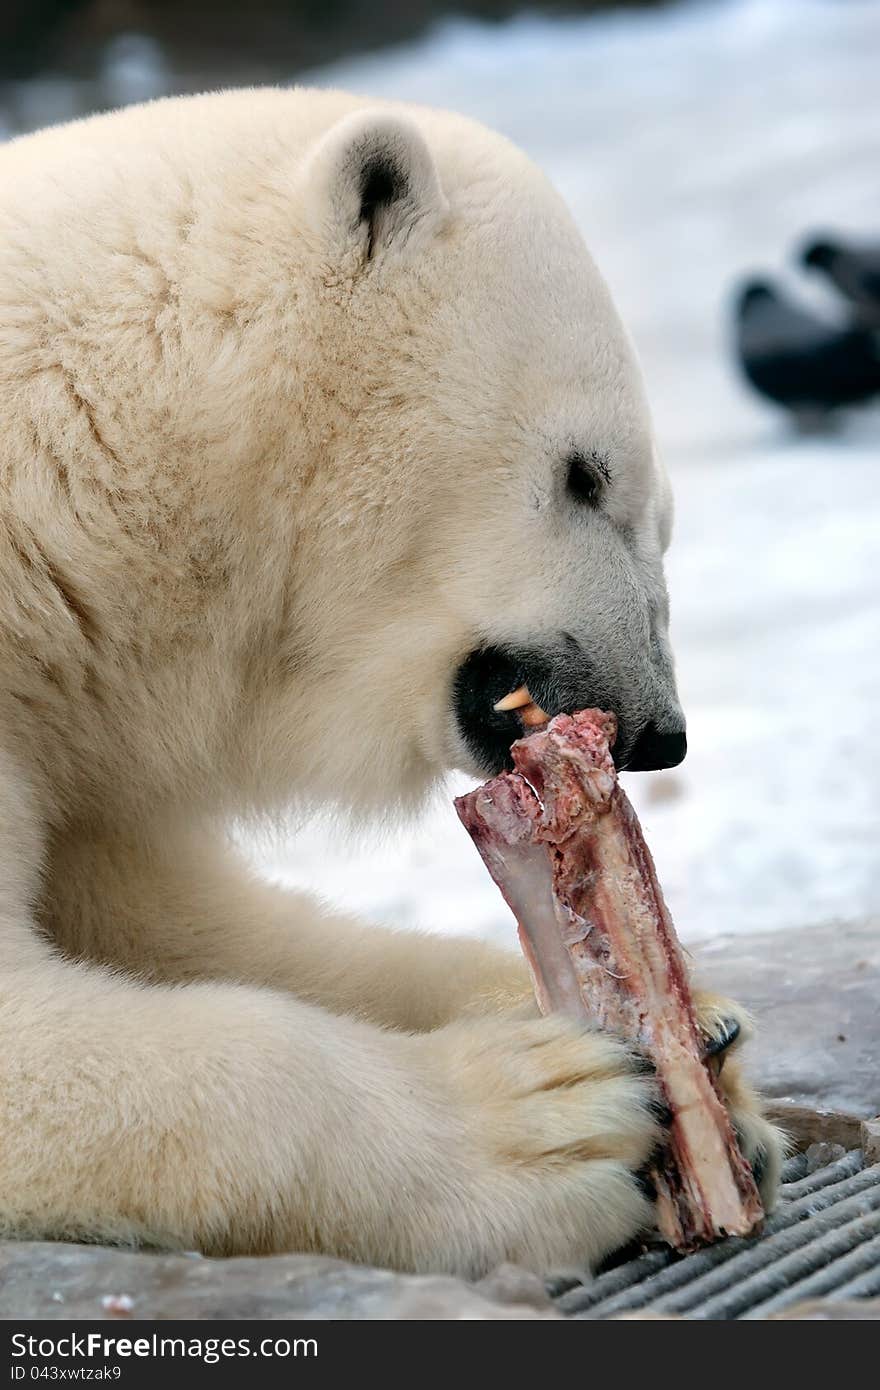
left=455, top=708, right=764, bottom=1251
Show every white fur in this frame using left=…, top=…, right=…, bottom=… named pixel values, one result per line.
left=0, top=88, right=781, bottom=1274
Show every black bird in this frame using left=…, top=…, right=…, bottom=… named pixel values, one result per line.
left=801, top=235, right=880, bottom=326
left=734, top=278, right=880, bottom=423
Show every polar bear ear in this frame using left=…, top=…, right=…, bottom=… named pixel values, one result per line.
left=302, top=109, right=447, bottom=262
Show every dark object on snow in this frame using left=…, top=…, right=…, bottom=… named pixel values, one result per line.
left=802, top=235, right=880, bottom=326
left=734, top=278, right=880, bottom=422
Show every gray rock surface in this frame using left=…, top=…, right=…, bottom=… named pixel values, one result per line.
left=693, top=917, right=879, bottom=1116
left=0, top=1243, right=559, bottom=1320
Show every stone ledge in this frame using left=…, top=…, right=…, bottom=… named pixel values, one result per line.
left=0, top=1243, right=558, bottom=1320
left=692, top=917, right=879, bottom=1117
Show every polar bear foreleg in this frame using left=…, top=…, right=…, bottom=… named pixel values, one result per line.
left=1, top=787, right=665, bottom=1270
left=42, top=818, right=532, bottom=1031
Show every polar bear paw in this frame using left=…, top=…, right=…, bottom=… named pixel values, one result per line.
left=693, top=990, right=787, bottom=1210
left=424, top=1013, right=664, bottom=1274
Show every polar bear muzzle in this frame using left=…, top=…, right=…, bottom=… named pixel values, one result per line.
left=453, top=641, right=686, bottom=778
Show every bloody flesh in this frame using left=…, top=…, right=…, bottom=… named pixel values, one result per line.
left=455, top=709, right=763, bottom=1251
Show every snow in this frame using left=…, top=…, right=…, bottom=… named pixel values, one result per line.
left=248, top=0, right=880, bottom=948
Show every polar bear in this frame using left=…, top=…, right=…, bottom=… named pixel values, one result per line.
left=0, top=88, right=782, bottom=1275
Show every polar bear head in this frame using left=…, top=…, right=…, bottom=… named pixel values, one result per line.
left=0, top=90, right=684, bottom=817
left=278, top=99, right=685, bottom=802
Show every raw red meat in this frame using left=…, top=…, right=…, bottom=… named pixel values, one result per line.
left=455, top=708, right=763, bottom=1251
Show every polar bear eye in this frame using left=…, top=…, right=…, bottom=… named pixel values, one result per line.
left=566, top=451, right=610, bottom=507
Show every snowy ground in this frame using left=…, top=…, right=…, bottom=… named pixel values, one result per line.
left=248, top=0, right=880, bottom=949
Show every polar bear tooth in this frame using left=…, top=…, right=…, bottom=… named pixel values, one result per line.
left=493, top=686, right=551, bottom=726
left=493, top=685, right=532, bottom=712
left=520, top=703, right=551, bottom=727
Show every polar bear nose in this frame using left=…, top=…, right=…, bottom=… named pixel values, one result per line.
left=625, top=723, right=687, bottom=772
